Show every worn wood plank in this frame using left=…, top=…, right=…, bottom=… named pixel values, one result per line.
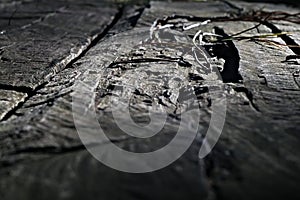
left=0, top=1, right=300, bottom=200
left=0, top=0, right=119, bottom=120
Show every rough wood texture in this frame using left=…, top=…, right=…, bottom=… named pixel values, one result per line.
left=0, top=1, right=299, bottom=200
left=0, top=0, right=119, bottom=120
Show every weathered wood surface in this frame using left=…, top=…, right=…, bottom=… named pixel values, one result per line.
left=0, top=0, right=119, bottom=120
left=0, top=1, right=300, bottom=200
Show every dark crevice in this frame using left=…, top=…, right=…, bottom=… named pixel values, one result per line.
left=189, top=73, right=204, bottom=81
left=0, top=82, right=47, bottom=121
left=285, top=55, right=300, bottom=62
left=64, top=6, right=125, bottom=70
left=194, top=86, right=209, bottom=96
left=108, top=58, right=177, bottom=68
left=292, top=71, right=300, bottom=88
left=126, top=6, right=145, bottom=28
left=258, top=74, right=268, bottom=86
left=23, top=90, right=72, bottom=108
left=0, top=6, right=125, bottom=122
left=262, top=21, right=300, bottom=56
left=108, top=57, right=191, bottom=69
left=101, top=5, right=146, bottom=38
left=233, top=86, right=260, bottom=112
left=204, top=27, right=243, bottom=83
left=0, top=84, right=33, bottom=93
left=7, top=145, right=85, bottom=156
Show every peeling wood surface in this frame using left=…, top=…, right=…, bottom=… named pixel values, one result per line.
left=0, top=1, right=300, bottom=200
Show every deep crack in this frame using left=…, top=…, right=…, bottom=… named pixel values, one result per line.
left=262, top=21, right=300, bottom=56
left=0, top=6, right=125, bottom=122
left=0, top=84, right=32, bottom=93
left=205, top=27, right=243, bottom=83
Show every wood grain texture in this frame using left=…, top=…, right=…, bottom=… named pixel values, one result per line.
left=0, top=1, right=299, bottom=200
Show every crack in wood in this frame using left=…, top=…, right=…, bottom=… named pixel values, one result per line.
left=0, top=6, right=126, bottom=122
left=205, top=26, right=243, bottom=83
left=262, top=21, right=300, bottom=56
left=0, top=84, right=32, bottom=93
